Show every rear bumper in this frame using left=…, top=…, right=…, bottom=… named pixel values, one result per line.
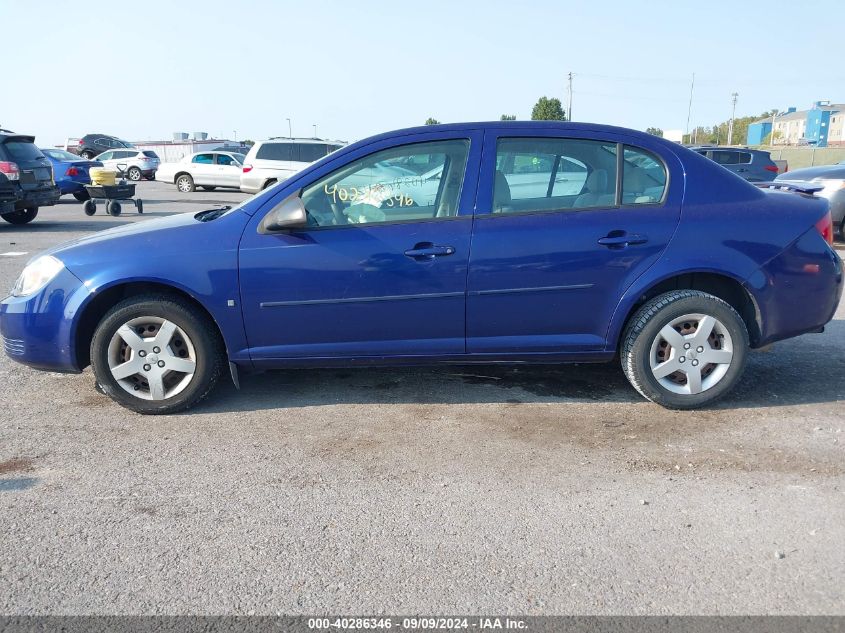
left=15, top=186, right=61, bottom=210
left=745, top=228, right=843, bottom=346
left=0, top=267, right=89, bottom=372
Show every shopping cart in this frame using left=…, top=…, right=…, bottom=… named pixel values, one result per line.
left=82, top=163, right=143, bottom=216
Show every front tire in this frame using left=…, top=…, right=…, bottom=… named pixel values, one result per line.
left=90, top=295, right=225, bottom=414
left=621, top=290, right=748, bottom=409
left=176, top=174, right=195, bottom=193
left=2, top=207, right=38, bottom=224
left=127, top=167, right=142, bottom=181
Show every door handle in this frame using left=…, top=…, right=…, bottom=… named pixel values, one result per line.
left=404, top=243, right=456, bottom=260
left=597, top=231, right=648, bottom=248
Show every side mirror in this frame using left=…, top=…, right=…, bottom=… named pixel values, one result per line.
left=260, top=194, right=307, bottom=233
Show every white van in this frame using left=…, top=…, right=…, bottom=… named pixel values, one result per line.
left=240, top=138, right=345, bottom=193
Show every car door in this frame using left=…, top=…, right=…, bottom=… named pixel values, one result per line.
left=189, top=153, right=216, bottom=185
left=97, top=150, right=114, bottom=165
left=214, top=153, right=241, bottom=187
left=466, top=128, right=682, bottom=354
left=238, top=131, right=482, bottom=361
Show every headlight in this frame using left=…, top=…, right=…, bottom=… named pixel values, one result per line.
left=11, top=255, right=65, bottom=297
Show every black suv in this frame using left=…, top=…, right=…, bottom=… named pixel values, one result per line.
left=75, top=133, right=134, bottom=159
left=0, top=131, right=61, bottom=225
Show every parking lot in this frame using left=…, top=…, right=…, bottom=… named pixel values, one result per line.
left=0, top=180, right=843, bottom=615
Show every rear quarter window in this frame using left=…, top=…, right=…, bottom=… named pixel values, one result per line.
left=256, top=143, right=293, bottom=161
left=142, top=151, right=159, bottom=158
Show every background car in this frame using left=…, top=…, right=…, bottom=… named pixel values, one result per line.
left=94, top=149, right=160, bottom=181
left=775, top=164, right=845, bottom=240
left=689, top=146, right=780, bottom=182
left=72, top=134, right=134, bottom=160
left=40, top=148, right=102, bottom=201
left=240, top=138, right=345, bottom=193
left=0, top=131, right=60, bottom=224
left=156, top=151, right=246, bottom=192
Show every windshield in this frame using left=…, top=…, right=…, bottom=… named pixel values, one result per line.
left=42, top=148, right=79, bottom=161
left=3, top=141, right=45, bottom=161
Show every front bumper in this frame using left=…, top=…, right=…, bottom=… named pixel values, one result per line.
left=0, top=267, right=90, bottom=372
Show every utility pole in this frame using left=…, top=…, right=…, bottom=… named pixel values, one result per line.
left=770, top=109, right=778, bottom=146
left=313, top=124, right=317, bottom=138
left=727, top=92, right=738, bottom=145
left=685, top=73, right=695, bottom=143
left=567, top=72, right=573, bottom=121
left=286, top=118, right=292, bottom=138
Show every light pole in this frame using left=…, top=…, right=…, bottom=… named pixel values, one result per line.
left=233, top=130, right=237, bottom=141
left=313, top=124, right=317, bottom=138
left=286, top=118, right=292, bottom=138
left=770, top=109, right=778, bottom=146
left=727, top=92, right=738, bottom=146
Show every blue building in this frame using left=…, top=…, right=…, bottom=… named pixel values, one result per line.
left=748, top=102, right=844, bottom=147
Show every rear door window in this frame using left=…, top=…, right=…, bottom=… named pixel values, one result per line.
left=493, top=137, right=616, bottom=214
left=711, top=150, right=740, bottom=165
left=297, top=143, right=332, bottom=163
left=192, top=153, right=214, bottom=164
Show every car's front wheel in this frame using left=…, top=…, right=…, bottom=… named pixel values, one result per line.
left=621, top=290, right=748, bottom=409
left=90, top=295, right=225, bottom=414
left=2, top=207, right=38, bottom=225
left=127, top=167, right=142, bottom=181
left=176, top=174, right=195, bottom=193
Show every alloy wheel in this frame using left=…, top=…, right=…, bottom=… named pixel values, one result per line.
left=107, top=316, right=197, bottom=400
left=648, top=313, right=734, bottom=395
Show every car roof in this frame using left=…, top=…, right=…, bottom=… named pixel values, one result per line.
left=261, top=137, right=345, bottom=145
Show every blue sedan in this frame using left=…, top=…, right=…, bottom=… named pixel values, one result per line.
left=40, top=148, right=102, bottom=201
left=2, top=122, right=842, bottom=414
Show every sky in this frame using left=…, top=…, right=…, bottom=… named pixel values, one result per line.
left=3, top=0, right=843, bottom=146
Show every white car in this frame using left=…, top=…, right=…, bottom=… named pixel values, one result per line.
left=155, top=151, right=246, bottom=192
left=240, top=138, right=345, bottom=194
left=93, top=149, right=160, bottom=181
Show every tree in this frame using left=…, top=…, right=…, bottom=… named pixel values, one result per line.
left=424, top=117, right=440, bottom=126
left=645, top=127, right=663, bottom=137
left=242, top=139, right=255, bottom=146
left=500, top=114, right=516, bottom=121
left=530, top=97, right=566, bottom=121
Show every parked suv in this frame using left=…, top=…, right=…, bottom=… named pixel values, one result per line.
left=94, top=149, right=160, bottom=181
left=74, top=134, right=134, bottom=160
left=0, top=131, right=60, bottom=224
left=690, top=146, right=780, bottom=182
left=240, top=138, right=344, bottom=193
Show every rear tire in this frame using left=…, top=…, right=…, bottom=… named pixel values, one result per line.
left=176, top=174, right=195, bottom=193
left=127, top=167, right=142, bottom=181
left=262, top=179, right=277, bottom=190
left=839, top=217, right=845, bottom=242
left=621, top=290, right=748, bottom=409
left=90, top=294, right=225, bottom=414
left=73, top=190, right=90, bottom=202
left=81, top=150, right=96, bottom=159
left=2, top=207, right=38, bottom=224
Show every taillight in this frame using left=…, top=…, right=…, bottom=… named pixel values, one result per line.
left=66, top=167, right=79, bottom=176
left=78, top=139, right=84, bottom=146
left=765, top=165, right=779, bottom=173
left=815, top=212, right=834, bottom=245
left=0, top=161, right=20, bottom=181
left=242, top=165, right=253, bottom=173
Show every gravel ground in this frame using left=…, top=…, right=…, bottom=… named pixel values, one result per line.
left=0, top=181, right=843, bottom=615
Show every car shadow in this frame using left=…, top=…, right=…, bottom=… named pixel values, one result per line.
left=192, top=319, right=845, bottom=414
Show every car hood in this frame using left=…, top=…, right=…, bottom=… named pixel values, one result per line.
left=777, top=165, right=845, bottom=181
left=44, top=208, right=249, bottom=268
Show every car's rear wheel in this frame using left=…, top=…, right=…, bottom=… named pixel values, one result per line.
left=176, top=174, right=195, bottom=193
left=2, top=207, right=38, bottom=225
left=90, top=295, right=225, bottom=414
left=73, top=190, right=90, bottom=202
left=621, top=290, right=748, bottom=409
left=262, top=179, right=277, bottom=190
left=127, top=167, right=142, bottom=181
left=839, top=217, right=845, bottom=242
left=200, top=186, right=216, bottom=191
left=81, top=150, right=96, bottom=159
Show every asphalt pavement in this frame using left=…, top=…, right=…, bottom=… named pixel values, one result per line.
left=0, top=181, right=843, bottom=615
